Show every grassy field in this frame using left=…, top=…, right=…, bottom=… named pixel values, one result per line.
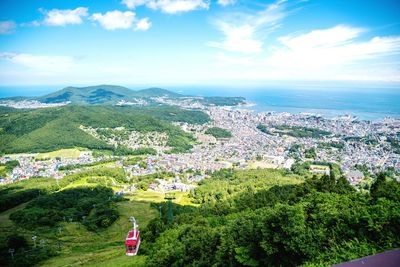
left=127, top=190, right=195, bottom=206
left=0, top=166, right=5, bottom=176
left=0, top=202, right=30, bottom=229
left=0, top=155, right=199, bottom=266
left=0, top=200, right=157, bottom=267
left=39, top=200, right=157, bottom=267
left=36, top=149, right=83, bottom=159
left=0, top=173, right=195, bottom=266
left=248, top=160, right=279, bottom=169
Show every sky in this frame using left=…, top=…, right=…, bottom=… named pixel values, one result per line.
left=0, top=0, right=399, bottom=87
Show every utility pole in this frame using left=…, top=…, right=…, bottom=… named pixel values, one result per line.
left=164, top=192, right=176, bottom=224
left=32, top=236, right=37, bottom=248
left=8, top=249, right=14, bottom=261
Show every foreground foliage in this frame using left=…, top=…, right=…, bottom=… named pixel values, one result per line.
left=144, top=170, right=400, bottom=267
left=0, top=168, right=399, bottom=266
left=9, top=187, right=119, bottom=230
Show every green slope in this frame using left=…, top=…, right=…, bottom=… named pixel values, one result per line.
left=37, top=85, right=184, bottom=105
left=8, top=119, right=111, bottom=153
left=39, top=201, right=156, bottom=267
left=133, top=87, right=182, bottom=98
left=38, top=85, right=136, bottom=104
left=0, top=170, right=172, bottom=267
left=0, top=105, right=204, bottom=154
left=1, top=168, right=399, bottom=266
left=29, top=84, right=246, bottom=106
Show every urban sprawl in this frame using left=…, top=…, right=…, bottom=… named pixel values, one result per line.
left=1, top=98, right=399, bottom=191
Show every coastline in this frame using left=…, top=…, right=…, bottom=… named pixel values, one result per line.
left=1, top=86, right=400, bottom=122
left=233, top=100, right=399, bottom=122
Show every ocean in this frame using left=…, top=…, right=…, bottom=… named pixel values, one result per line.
left=1, top=85, right=399, bottom=121
left=175, top=86, right=400, bottom=121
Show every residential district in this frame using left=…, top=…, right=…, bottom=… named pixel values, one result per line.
left=1, top=99, right=399, bottom=191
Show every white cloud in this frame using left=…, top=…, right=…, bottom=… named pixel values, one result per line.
left=0, top=52, right=75, bottom=73
left=217, top=0, right=235, bottom=7
left=209, top=24, right=263, bottom=53
left=135, top=18, right=152, bottom=31
left=43, top=7, right=88, bottom=26
left=214, top=25, right=400, bottom=82
left=209, top=0, right=288, bottom=53
left=122, top=0, right=147, bottom=9
left=122, top=0, right=209, bottom=14
left=0, top=21, right=16, bottom=34
left=278, top=25, right=364, bottom=50
left=91, top=11, right=136, bottom=30
left=267, top=25, right=400, bottom=68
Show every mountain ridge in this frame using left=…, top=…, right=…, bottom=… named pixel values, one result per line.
left=1, top=85, right=246, bottom=106
left=38, top=85, right=155, bottom=104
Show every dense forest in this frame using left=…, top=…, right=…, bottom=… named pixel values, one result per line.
left=0, top=105, right=209, bottom=154
left=115, top=105, right=210, bottom=125
left=0, top=167, right=399, bottom=266
left=34, top=85, right=247, bottom=107
left=10, top=187, right=120, bottom=230
left=142, top=170, right=400, bottom=267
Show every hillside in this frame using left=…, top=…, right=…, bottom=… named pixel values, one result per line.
left=38, top=85, right=136, bottom=104
left=0, top=169, right=398, bottom=266
left=0, top=105, right=208, bottom=154
left=133, top=87, right=183, bottom=98
left=0, top=171, right=158, bottom=267
left=1, top=85, right=246, bottom=106
left=143, top=170, right=400, bottom=267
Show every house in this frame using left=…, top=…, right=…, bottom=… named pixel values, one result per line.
left=347, top=170, right=364, bottom=185
left=310, top=165, right=330, bottom=175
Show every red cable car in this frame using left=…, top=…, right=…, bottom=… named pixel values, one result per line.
left=125, top=217, right=140, bottom=256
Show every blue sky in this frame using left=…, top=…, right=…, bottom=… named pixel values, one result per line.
left=0, top=0, right=399, bottom=86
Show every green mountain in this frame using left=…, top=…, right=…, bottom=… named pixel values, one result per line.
left=38, top=85, right=136, bottom=104
left=31, top=85, right=246, bottom=106
left=0, top=105, right=208, bottom=154
left=37, top=85, right=185, bottom=104
left=134, top=87, right=183, bottom=98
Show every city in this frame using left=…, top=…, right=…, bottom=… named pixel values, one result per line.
left=1, top=99, right=399, bottom=191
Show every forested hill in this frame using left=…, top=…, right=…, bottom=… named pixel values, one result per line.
left=19, top=85, right=246, bottom=106
left=0, top=105, right=209, bottom=154
left=143, top=170, right=400, bottom=267
left=0, top=166, right=399, bottom=266
left=38, top=85, right=135, bottom=104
